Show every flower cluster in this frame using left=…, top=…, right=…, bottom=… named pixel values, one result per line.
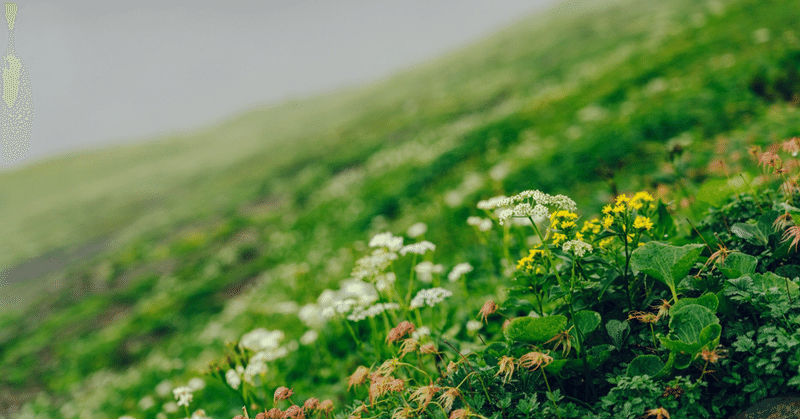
left=479, top=190, right=577, bottom=225
left=347, top=303, right=400, bottom=322
left=409, top=287, right=453, bottom=309
left=467, top=216, right=493, bottom=232
left=600, top=191, right=656, bottom=248
left=447, top=263, right=473, bottom=282
left=516, top=247, right=547, bottom=273
left=562, top=239, right=593, bottom=257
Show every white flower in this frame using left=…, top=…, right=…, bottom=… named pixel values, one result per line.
left=173, top=386, right=193, bottom=407
left=347, top=303, right=400, bottom=322
left=187, top=378, right=205, bottom=391
left=226, top=369, right=241, bottom=390
left=376, top=272, right=397, bottom=292
left=513, top=203, right=533, bottom=217
left=138, top=396, right=155, bottom=411
left=243, top=360, right=268, bottom=385
left=155, top=380, right=173, bottom=398
left=551, top=194, right=577, bottom=212
left=240, top=328, right=285, bottom=352
left=479, top=219, right=492, bottom=231
left=163, top=402, right=179, bottom=414
left=414, top=261, right=444, bottom=283
left=300, top=330, right=318, bottom=345
left=477, top=195, right=510, bottom=210
left=410, top=287, right=453, bottom=309
left=532, top=204, right=549, bottom=220
left=497, top=209, right=514, bottom=225
left=412, top=326, right=431, bottom=340
left=466, top=320, right=483, bottom=332
left=351, top=249, right=398, bottom=281
left=562, top=240, right=593, bottom=257
left=369, top=232, right=403, bottom=252
left=400, top=241, right=436, bottom=256
left=448, top=263, right=473, bottom=282
left=407, top=222, right=428, bottom=238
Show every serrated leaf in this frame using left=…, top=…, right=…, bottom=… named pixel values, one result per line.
left=626, top=355, right=665, bottom=378
left=605, top=319, right=629, bottom=348
left=630, top=242, right=704, bottom=301
left=718, top=252, right=758, bottom=279
left=503, top=315, right=567, bottom=344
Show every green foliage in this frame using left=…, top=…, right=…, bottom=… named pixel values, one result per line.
left=630, top=242, right=705, bottom=301
left=504, top=315, right=568, bottom=344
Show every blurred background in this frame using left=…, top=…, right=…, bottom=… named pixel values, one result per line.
left=1, top=0, right=799, bottom=417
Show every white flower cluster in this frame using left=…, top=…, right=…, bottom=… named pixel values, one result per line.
left=406, top=222, right=428, bottom=238
left=369, top=232, right=404, bottom=251
left=172, top=386, right=193, bottom=407
left=226, top=367, right=243, bottom=390
left=400, top=240, right=436, bottom=256
left=467, top=216, right=493, bottom=231
left=448, top=263, right=473, bottom=282
left=351, top=248, right=398, bottom=281
left=410, top=287, right=453, bottom=309
left=477, top=195, right=509, bottom=210
left=238, top=328, right=295, bottom=384
left=414, top=261, right=444, bottom=283
left=375, top=272, right=397, bottom=293
left=562, top=240, right=593, bottom=257
left=478, top=190, right=577, bottom=212
left=347, top=302, right=401, bottom=322
left=298, top=279, right=379, bottom=328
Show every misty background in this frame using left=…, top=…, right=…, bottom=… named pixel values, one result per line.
left=2, top=0, right=561, bottom=169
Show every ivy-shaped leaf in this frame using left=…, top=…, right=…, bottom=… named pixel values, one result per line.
left=573, top=310, right=601, bottom=336
left=606, top=319, right=630, bottom=349
left=630, top=242, right=704, bottom=301
left=504, top=315, right=567, bottom=344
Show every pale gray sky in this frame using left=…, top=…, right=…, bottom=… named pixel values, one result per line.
left=0, top=0, right=558, bottom=169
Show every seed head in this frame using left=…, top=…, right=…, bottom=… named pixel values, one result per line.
left=283, top=405, right=305, bottom=419
left=644, top=407, right=670, bottom=419
left=348, top=366, right=370, bottom=390
left=519, top=351, right=553, bottom=371
left=303, top=398, right=320, bottom=411
left=438, top=387, right=462, bottom=412
left=319, top=400, right=334, bottom=413
left=387, top=321, right=416, bottom=343
left=409, top=384, right=441, bottom=410
left=273, top=387, right=293, bottom=404
left=495, top=356, right=515, bottom=383
left=479, top=300, right=498, bottom=323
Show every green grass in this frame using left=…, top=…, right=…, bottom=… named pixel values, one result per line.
left=2, top=0, right=800, bottom=417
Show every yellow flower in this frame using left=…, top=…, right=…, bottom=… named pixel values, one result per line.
left=599, top=237, right=614, bottom=249
left=552, top=233, right=567, bottom=245
left=634, top=191, right=654, bottom=202
left=602, top=216, right=614, bottom=228
left=627, top=234, right=635, bottom=243
left=575, top=232, right=584, bottom=241
left=633, top=216, right=653, bottom=231
left=615, top=194, right=629, bottom=206
left=602, top=205, right=613, bottom=215
left=629, top=200, right=643, bottom=210
left=612, top=205, right=625, bottom=214
left=560, top=220, right=576, bottom=229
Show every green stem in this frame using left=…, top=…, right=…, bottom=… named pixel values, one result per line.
left=541, top=369, right=562, bottom=419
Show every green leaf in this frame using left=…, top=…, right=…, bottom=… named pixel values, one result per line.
left=504, top=315, right=568, bottom=344
left=753, top=272, right=799, bottom=295
left=668, top=305, right=719, bottom=343
left=544, top=359, right=568, bottom=375
left=626, top=355, right=665, bottom=378
left=573, top=310, right=601, bottom=336
left=717, top=252, right=758, bottom=279
left=775, top=265, right=800, bottom=281
left=630, top=242, right=704, bottom=301
left=654, top=200, right=676, bottom=239
left=605, top=319, right=629, bottom=348
left=696, top=176, right=751, bottom=207
left=731, top=222, right=770, bottom=246
left=500, top=297, right=534, bottom=313
left=671, top=293, right=719, bottom=315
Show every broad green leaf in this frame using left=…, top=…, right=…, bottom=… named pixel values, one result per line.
left=626, top=355, right=665, bottom=378
left=573, top=310, right=601, bottom=336
left=696, top=176, right=751, bottom=207
left=667, top=304, right=719, bottom=344
left=544, top=359, right=568, bottom=375
left=717, top=252, right=758, bottom=279
left=751, top=272, right=799, bottom=296
left=605, top=319, right=629, bottom=348
left=504, top=315, right=567, bottom=344
left=671, top=293, right=719, bottom=315
left=483, top=342, right=509, bottom=365
left=654, top=200, right=676, bottom=239
left=500, top=297, right=534, bottom=313
left=731, top=222, right=769, bottom=246
left=776, top=265, right=800, bottom=281
left=630, top=242, right=704, bottom=300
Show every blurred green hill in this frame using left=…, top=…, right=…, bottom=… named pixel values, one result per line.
left=1, top=0, right=800, bottom=417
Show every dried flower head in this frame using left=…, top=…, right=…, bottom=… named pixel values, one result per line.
left=348, top=366, right=371, bottom=390
left=420, top=343, right=438, bottom=355
left=544, top=327, right=574, bottom=357
left=303, top=398, right=320, bottom=411
left=374, top=358, right=399, bottom=377
left=349, top=404, right=368, bottom=419
left=479, top=300, right=498, bottom=323
left=409, top=384, right=441, bottom=410
left=496, top=356, right=515, bottom=383
left=644, top=407, right=670, bottom=419
left=662, top=385, right=685, bottom=399
left=628, top=311, right=660, bottom=324
left=699, top=347, right=725, bottom=364
left=438, top=387, right=461, bottom=412
left=783, top=137, right=800, bottom=156
left=319, top=400, right=334, bottom=413
left=387, top=321, right=416, bottom=343
left=781, top=226, right=800, bottom=253
left=283, top=405, right=305, bottom=419
left=391, top=407, right=413, bottom=419
left=449, top=408, right=469, bottom=419
left=265, top=408, right=283, bottom=419
left=651, top=299, right=672, bottom=319
left=274, top=387, right=294, bottom=404
left=368, top=375, right=404, bottom=405
left=399, top=338, right=419, bottom=359
left=446, top=361, right=459, bottom=376
left=518, top=351, right=553, bottom=371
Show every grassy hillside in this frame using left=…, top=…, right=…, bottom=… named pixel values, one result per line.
left=2, top=0, right=800, bottom=417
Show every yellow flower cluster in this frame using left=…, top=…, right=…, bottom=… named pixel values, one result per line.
left=548, top=210, right=579, bottom=245
left=517, top=247, right=547, bottom=273
left=633, top=215, right=654, bottom=231
left=599, top=191, right=657, bottom=249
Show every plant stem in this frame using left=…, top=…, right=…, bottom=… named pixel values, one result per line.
left=540, top=369, right=562, bottom=419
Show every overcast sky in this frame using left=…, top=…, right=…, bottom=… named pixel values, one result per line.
left=0, top=0, right=558, bottom=169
